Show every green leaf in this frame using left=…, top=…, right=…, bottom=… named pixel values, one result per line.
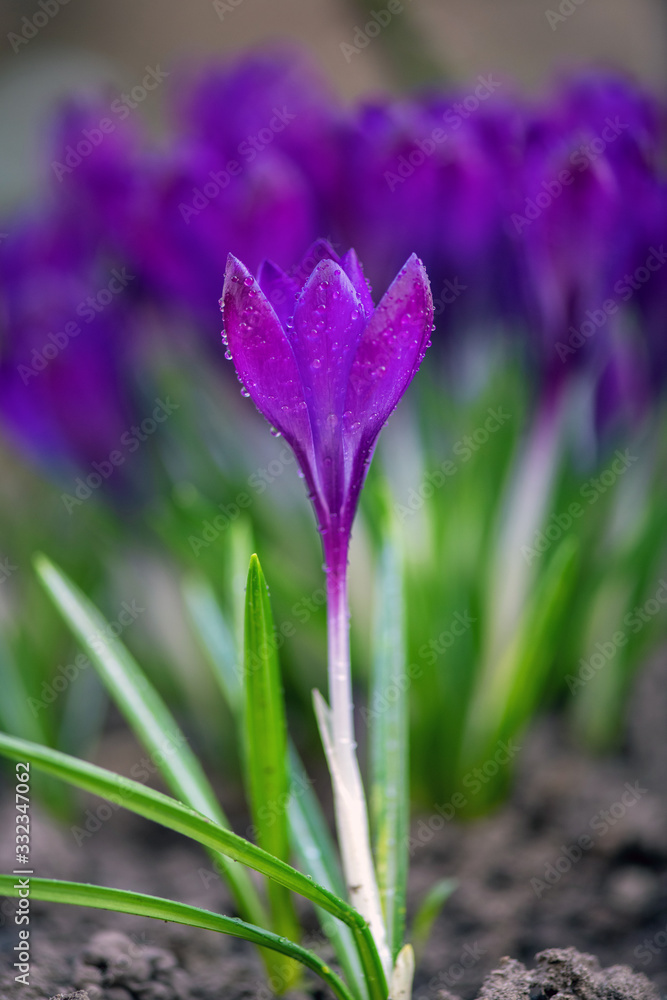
left=0, top=876, right=355, bottom=1000
left=182, top=573, right=242, bottom=715
left=463, top=535, right=579, bottom=770
left=0, top=732, right=387, bottom=1000
left=369, top=532, right=409, bottom=961
left=181, top=573, right=368, bottom=999
left=0, top=633, right=48, bottom=745
left=243, top=555, right=300, bottom=981
left=410, top=878, right=457, bottom=962
left=33, top=553, right=266, bottom=929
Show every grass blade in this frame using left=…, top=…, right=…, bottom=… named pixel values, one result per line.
left=0, top=876, right=355, bottom=1000
left=461, top=535, right=579, bottom=810
left=369, top=533, right=409, bottom=961
left=182, top=573, right=242, bottom=716
left=0, top=633, right=48, bottom=745
left=243, top=555, right=300, bottom=981
left=184, top=567, right=368, bottom=998
left=0, top=733, right=387, bottom=1000
left=410, top=878, right=457, bottom=962
left=33, top=553, right=266, bottom=928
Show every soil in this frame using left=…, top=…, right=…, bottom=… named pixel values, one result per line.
left=1, top=651, right=666, bottom=1000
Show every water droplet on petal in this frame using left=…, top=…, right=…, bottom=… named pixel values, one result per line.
left=243, top=276, right=253, bottom=287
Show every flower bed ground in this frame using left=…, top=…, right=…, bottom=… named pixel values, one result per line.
left=1, top=651, right=666, bottom=1000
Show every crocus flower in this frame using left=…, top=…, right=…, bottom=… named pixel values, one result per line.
left=221, top=239, right=432, bottom=968
left=220, top=239, right=433, bottom=577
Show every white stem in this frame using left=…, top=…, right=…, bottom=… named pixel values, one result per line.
left=317, top=560, right=391, bottom=976
left=390, top=944, right=415, bottom=1000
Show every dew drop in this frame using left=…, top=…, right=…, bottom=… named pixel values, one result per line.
left=312, top=358, right=321, bottom=369
left=224, top=349, right=233, bottom=360
left=243, top=276, right=253, bottom=287
left=269, top=426, right=281, bottom=438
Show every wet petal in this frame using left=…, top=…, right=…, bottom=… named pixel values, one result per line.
left=291, top=258, right=366, bottom=512
left=257, top=259, right=300, bottom=331
left=343, top=253, right=433, bottom=493
left=221, top=254, right=316, bottom=480
left=341, top=248, right=374, bottom=318
left=291, top=238, right=342, bottom=288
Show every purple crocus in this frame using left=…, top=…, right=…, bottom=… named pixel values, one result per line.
left=221, top=240, right=432, bottom=962
left=220, top=239, right=432, bottom=577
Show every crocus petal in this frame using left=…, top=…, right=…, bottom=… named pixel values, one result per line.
left=341, top=248, right=374, bottom=318
left=257, top=259, right=300, bottom=330
left=343, top=253, right=433, bottom=493
left=221, top=254, right=317, bottom=484
left=291, top=259, right=366, bottom=512
left=292, top=239, right=342, bottom=287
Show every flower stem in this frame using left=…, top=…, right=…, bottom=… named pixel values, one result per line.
left=325, top=545, right=391, bottom=977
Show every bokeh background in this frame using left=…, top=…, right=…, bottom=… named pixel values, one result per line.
left=1, top=0, right=667, bottom=212
left=1, top=2, right=667, bottom=998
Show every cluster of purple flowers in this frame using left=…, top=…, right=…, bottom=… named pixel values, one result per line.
left=1, top=49, right=665, bottom=480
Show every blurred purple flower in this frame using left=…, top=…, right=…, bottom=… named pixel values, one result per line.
left=510, top=75, right=666, bottom=395
left=0, top=213, right=138, bottom=482
left=338, top=97, right=512, bottom=333
left=220, top=240, right=433, bottom=574
left=131, top=50, right=341, bottom=326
